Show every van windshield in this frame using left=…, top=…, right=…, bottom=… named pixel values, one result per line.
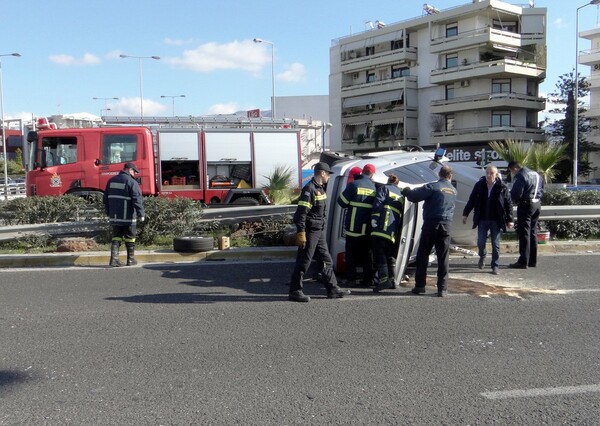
left=385, top=162, right=441, bottom=185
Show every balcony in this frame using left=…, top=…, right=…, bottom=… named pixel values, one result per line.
left=430, top=27, right=537, bottom=54
left=430, top=58, right=545, bottom=84
left=342, top=76, right=417, bottom=98
left=430, top=92, right=545, bottom=114
left=340, top=47, right=417, bottom=73
left=579, top=48, right=600, bottom=66
left=430, top=126, right=545, bottom=144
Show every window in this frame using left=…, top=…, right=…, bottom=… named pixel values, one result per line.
left=446, top=23, right=458, bottom=37
left=41, top=136, right=78, bottom=166
left=102, top=134, right=138, bottom=165
left=366, top=46, right=375, bottom=56
left=492, top=111, right=511, bottom=127
left=446, top=114, right=455, bottom=131
left=445, top=53, right=458, bottom=69
left=391, top=66, right=410, bottom=78
left=386, top=162, right=441, bottom=185
left=445, top=85, right=455, bottom=100
left=391, top=39, right=404, bottom=50
left=492, top=20, right=517, bottom=33
left=492, top=79, right=511, bottom=94
left=367, top=72, right=376, bottom=83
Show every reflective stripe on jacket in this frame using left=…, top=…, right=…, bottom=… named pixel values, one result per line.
left=103, top=171, right=144, bottom=225
left=371, top=184, right=404, bottom=242
left=294, top=178, right=328, bottom=232
left=337, top=175, right=376, bottom=237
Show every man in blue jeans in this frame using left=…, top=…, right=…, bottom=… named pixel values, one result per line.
left=462, top=166, right=514, bottom=275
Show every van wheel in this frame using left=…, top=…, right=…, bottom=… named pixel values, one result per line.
left=173, top=236, right=214, bottom=253
left=232, top=197, right=260, bottom=206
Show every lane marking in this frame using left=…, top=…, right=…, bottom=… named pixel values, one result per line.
left=481, top=384, right=600, bottom=400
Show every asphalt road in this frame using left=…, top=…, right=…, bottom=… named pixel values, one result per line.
left=1, top=253, right=599, bottom=425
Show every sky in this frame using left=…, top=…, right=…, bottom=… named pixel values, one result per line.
left=1, top=0, right=599, bottom=124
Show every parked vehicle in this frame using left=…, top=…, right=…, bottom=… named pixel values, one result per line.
left=25, top=118, right=302, bottom=204
left=322, top=149, right=482, bottom=281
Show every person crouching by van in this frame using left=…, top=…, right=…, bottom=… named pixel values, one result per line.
left=462, top=165, right=513, bottom=275
left=337, top=163, right=377, bottom=287
left=402, top=165, right=457, bottom=297
left=288, top=162, right=350, bottom=303
left=103, top=162, right=145, bottom=267
left=371, top=174, right=404, bottom=292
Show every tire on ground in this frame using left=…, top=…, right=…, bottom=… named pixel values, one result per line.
left=173, top=236, right=214, bottom=253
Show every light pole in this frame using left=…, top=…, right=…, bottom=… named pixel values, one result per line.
left=92, top=97, right=119, bottom=116
left=321, top=122, right=333, bottom=151
left=253, top=38, right=275, bottom=119
left=119, top=54, right=160, bottom=119
left=574, top=0, right=600, bottom=186
left=160, top=94, right=186, bottom=116
left=1, top=52, right=21, bottom=200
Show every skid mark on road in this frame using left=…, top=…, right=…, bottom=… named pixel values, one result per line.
left=481, top=384, right=600, bottom=400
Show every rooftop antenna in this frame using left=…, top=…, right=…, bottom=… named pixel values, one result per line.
left=365, top=20, right=375, bottom=30
left=423, top=4, right=440, bottom=15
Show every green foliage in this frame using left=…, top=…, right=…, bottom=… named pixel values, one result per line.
left=263, top=165, right=297, bottom=205
left=541, top=189, right=600, bottom=239
left=135, top=196, right=205, bottom=245
left=0, top=159, right=24, bottom=175
left=0, top=195, right=96, bottom=224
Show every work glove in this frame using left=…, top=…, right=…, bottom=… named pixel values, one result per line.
left=296, top=231, right=307, bottom=249
left=371, top=219, right=378, bottom=228
left=401, top=187, right=410, bottom=196
left=138, top=216, right=145, bottom=223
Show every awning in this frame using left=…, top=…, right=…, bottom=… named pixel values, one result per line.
left=342, top=89, right=404, bottom=108
left=372, top=117, right=404, bottom=126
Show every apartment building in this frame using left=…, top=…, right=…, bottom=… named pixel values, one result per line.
left=329, top=0, right=547, bottom=164
left=579, top=27, right=600, bottom=181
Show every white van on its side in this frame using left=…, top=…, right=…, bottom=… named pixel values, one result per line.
left=323, top=150, right=482, bottom=284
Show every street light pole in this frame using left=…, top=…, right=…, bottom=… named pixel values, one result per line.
left=92, top=97, right=119, bottom=116
left=119, top=54, right=160, bottom=119
left=574, top=0, right=600, bottom=186
left=253, top=38, right=275, bottom=119
left=1, top=52, right=21, bottom=200
left=160, top=95, right=186, bottom=116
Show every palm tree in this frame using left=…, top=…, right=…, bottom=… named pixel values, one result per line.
left=264, top=165, right=297, bottom=205
left=489, top=139, right=567, bottom=183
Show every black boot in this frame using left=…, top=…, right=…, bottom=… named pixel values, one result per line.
left=327, top=285, right=351, bottom=299
left=126, top=242, right=137, bottom=266
left=109, top=241, right=122, bottom=267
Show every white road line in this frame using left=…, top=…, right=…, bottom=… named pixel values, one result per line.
left=481, top=384, right=600, bottom=400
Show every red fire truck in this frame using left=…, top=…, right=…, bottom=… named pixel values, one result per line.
left=25, top=117, right=303, bottom=204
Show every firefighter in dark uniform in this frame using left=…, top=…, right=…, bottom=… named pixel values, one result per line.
left=402, top=165, right=457, bottom=297
left=371, top=174, right=404, bottom=293
left=103, top=162, right=145, bottom=267
left=508, top=161, right=543, bottom=269
left=337, top=163, right=377, bottom=286
left=289, top=162, right=350, bottom=303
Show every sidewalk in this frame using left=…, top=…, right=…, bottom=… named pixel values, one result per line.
left=0, top=241, right=598, bottom=268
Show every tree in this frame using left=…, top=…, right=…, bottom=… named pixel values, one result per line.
left=546, top=71, right=599, bottom=182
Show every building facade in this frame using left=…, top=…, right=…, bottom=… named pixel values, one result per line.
left=329, top=0, right=547, bottom=164
left=579, top=27, right=600, bottom=182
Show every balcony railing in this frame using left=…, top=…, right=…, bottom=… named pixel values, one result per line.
left=342, top=75, right=417, bottom=92
left=431, top=92, right=545, bottom=108
left=431, top=125, right=545, bottom=138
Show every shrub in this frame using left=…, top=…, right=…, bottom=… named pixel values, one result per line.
left=541, top=189, right=600, bottom=239
left=0, top=195, right=97, bottom=224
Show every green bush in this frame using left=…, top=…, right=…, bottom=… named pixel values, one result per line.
left=0, top=195, right=97, bottom=224
left=541, top=190, right=600, bottom=239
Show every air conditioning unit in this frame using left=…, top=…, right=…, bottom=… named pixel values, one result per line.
left=460, top=80, right=470, bottom=87
left=352, top=72, right=359, bottom=79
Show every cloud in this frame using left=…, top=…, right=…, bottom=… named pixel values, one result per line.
left=206, top=102, right=241, bottom=115
left=166, top=39, right=268, bottom=73
left=109, top=97, right=167, bottom=116
left=277, top=63, right=307, bottom=82
left=552, top=18, right=566, bottom=30
left=49, top=53, right=101, bottom=66
left=164, top=37, right=196, bottom=46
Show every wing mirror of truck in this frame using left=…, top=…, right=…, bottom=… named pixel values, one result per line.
left=26, top=131, right=38, bottom=143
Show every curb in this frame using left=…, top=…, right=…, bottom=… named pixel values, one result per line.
left=0, top=243, right=597, bottom=268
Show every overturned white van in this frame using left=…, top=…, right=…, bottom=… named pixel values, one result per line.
left=322, top=149, right=483, bottom=283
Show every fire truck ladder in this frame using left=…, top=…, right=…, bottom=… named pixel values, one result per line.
left=101, top=115, right=297, bottom=129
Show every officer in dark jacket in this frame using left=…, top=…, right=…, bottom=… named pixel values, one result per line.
left=103, top=162, right=145, bottom=267
left=371, top=174, right=404, bottom=292
left=462, top=165, right=513, bottom=275
left=289, top=162, right=350, bottom=302
left=508, top=161, right=543, bottom=269
left=402, top=165, right=457, bottom=297
left=337, top=163, right=377, bottom=286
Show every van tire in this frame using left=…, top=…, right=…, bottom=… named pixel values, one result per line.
left=173, top=236, right=214, bottom=253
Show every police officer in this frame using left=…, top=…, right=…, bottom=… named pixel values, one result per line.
left=337, top=163, right=377, bottom=286
left=371, top=174, right=404, bottom=292
left=289, top=162, right=350, bottom=302
left=507, top=161, right=543, bottom=269
left=402, top=165, right=457, bottom=297
left=103, top=162, right=145, bottom=267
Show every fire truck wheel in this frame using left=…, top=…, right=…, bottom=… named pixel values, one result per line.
left=173, top=236, right=214, bottom=253
left=232, top=197, right=260, bottom=206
